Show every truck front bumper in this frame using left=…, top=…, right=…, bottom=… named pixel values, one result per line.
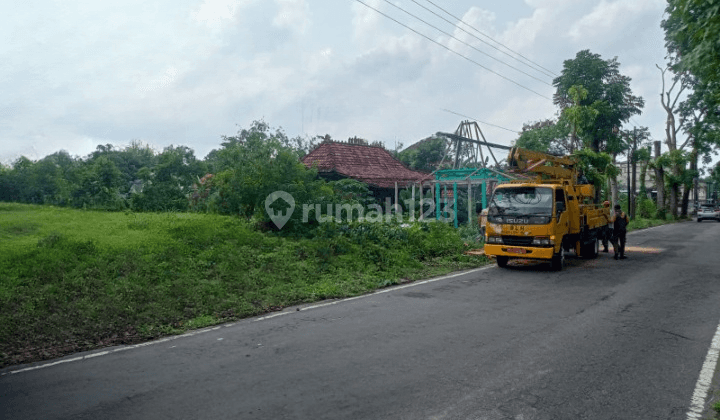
left=484, top=244, right=555, bottom=260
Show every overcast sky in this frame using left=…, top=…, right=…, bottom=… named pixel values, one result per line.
left=5, top=0, right=694, bottom=169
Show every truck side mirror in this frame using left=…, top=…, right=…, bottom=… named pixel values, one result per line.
left=556, top=201, right=566, bottom=213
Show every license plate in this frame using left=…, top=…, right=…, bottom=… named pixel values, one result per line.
left=507, top=248, right=527, bottom=254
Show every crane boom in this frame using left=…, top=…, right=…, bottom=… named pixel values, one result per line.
left=506, top=147, right=577, bottom=180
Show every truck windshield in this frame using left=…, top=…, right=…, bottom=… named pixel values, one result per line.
left=488, top=187, right=553, bottom=216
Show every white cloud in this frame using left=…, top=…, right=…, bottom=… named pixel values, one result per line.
left=139, top=66, right=180, bottom=93
left=568, top=0, right=664, bottom=41
left=500, top=6, right=550, bottom=51
left=273, top=0, right=310, bottom=34
left=351, top=0, right=390, bottom=45
left=450, top=6, right=497, bottom=45
left=305, top=47, right=334, bottom=74
left=192, top=0, right=253, bottom=31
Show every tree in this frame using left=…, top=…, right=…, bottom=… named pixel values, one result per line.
left=0, top=162, right=20, bottom=202
left=73, top=156, right=125, bottom=210
left=132, top=145, right=206, bottom=212
left=397, top=136, right=446, bottom=172
left=206, top=120, right=304, bottom=174
left=514, top=119, right=571, bottom=154
left=553, top=50, right=644, bottom=153
left=561, top=85, right=600, bottom=154
left=662, top=2, right=720, bottom=216
left=663, top=0, right=720, bottom=110
left=87, top=141, right=158, bottom=194
left=572, top=148, right=617, bottom=202
left=6, top=157, right=34, bottom=203
left=656, top=66, right=720, bottom=217
left=521, top=50, right=644, bottom=204
left=656, top=65, right=688, bottom=216
left=619, top=127, right=651, bottom=218
left=208, top=121, right=322, bottom=225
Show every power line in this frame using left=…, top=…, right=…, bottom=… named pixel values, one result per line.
left=381, top=0, right=552, bottom=86
left=425, top=0, right=559, bottom=78
left=441, top=108, right=518, bottom=133
left=410, top=0, right=555, bottom=80
left=630, top=118, right=647, bottom=129
left=354, top=0, right=552, bottom=100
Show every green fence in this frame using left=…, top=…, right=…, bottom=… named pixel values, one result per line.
left=433, top=168, right=511, bottom=227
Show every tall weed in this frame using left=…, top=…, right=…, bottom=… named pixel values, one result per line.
left=0, top=204, right=484, bottom=367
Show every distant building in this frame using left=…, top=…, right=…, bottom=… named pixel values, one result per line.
left=615, top=160, right=656, bottom=197
left=616, top=160, right=709, bottom=203
left=301, top=141, right=432, bottom=202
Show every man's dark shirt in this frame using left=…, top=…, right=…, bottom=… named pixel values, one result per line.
left=614, top=212, right=629, bottom=232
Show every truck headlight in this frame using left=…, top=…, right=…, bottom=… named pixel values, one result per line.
left=532, top=237, right=553, bottom=246
left=487, top=236, right=503, bottom=244
left=488, top=215, right=503, bottom=223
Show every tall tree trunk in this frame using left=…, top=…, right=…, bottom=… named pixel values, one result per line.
left=631, top=153, right=637, bottom=219
left=681, top=186, right=691, bottom=217
left=657, top=66, right=686, bottom=219
left=654, top=141, right=665, bottom=216
left=670, top=183, right=679, bottom=218
left=639, top=162, right=648, bottom=198
left=681, top=148, right=698, bottom=217
left=610, top=154, right=618, bottom=206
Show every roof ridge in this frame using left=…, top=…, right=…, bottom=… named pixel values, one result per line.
left=301, top=141, right=432, bottom=188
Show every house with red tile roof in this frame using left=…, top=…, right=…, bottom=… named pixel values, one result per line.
left=302, top=141, right=433, bottom=200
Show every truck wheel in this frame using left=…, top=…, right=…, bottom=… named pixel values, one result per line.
left=497, top=256, right=509, bottom=268
left=551, top=247, right=564, bottom=271
left=697, top=218, right=701, bottom=222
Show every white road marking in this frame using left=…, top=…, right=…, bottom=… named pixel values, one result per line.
left=4, top=266, right=492, bottom=375
left=686, top=320, right=720, bottom=419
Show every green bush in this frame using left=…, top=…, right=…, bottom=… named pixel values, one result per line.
left=637, top=198, right=657, bottom=219
left=456, top=221, right=483, bottom=245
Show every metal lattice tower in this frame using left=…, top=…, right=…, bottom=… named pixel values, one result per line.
left=438, top=121, right=503, bottom=169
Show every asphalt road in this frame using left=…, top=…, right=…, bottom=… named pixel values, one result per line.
left=2, top=221, right=720, bottom=420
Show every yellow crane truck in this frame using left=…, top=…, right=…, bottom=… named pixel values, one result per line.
left=484, top=147, right=610, bottom=270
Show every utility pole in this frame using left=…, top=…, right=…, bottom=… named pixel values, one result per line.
left=625, top=128, right=631, bottom=217
left=630, top=129, right=637, bottom=219
left=627, top=154, right=631, bottom=216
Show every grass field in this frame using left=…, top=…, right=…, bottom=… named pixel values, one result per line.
left=628, top=216, right=683, bottom=231
left=0, top=203, right=488, bottom=367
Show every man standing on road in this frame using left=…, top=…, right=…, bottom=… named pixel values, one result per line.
left=611, top=204, right=630, bottom=260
